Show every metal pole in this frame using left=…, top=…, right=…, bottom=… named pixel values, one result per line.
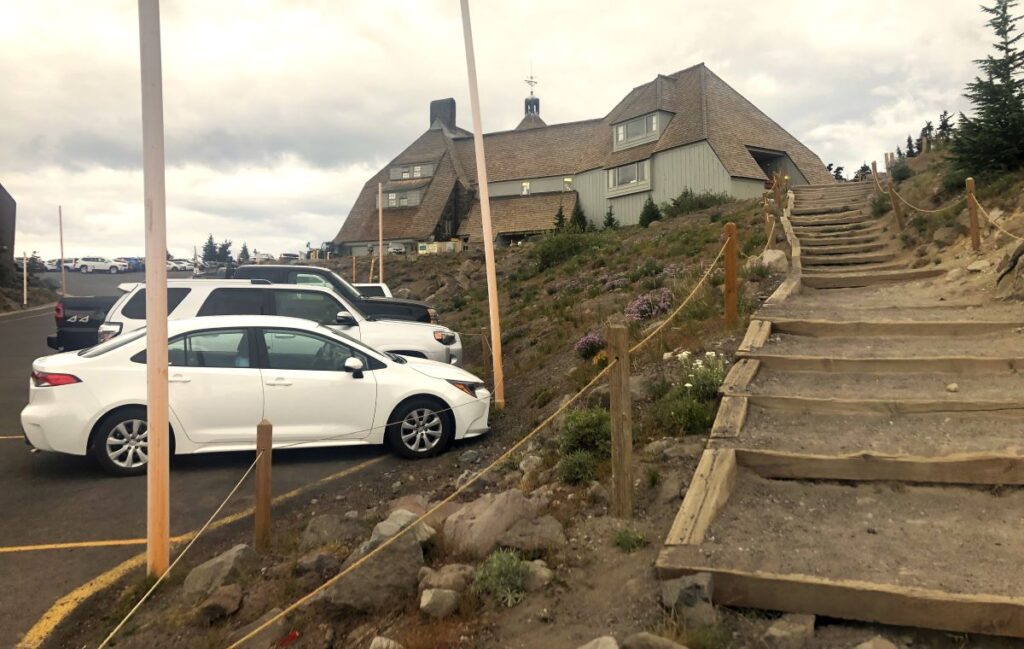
left=58, top=206, right=66, bottom=296
left=378, top=182, right=384, bottom=284
left=459, top=0, right=505, bottom=408
left=22, top=252, right=27, bottom=307
left=137, top=0, right=170, bottom=577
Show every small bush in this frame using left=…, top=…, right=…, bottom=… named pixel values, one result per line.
left=664, top=188, right=733, bottom=218
left=645, top=392, right=717, bottom=436
left=746, top=260, right=770, bottom=282
left=614, top=528, right=648, bottom=553
left=629, top=258, right=663, bottom=281
left=560, top=450, right=598, bottom=484
left=560, top=408, right=611, bottom=457
left=625, top=288, right=673, bottom=321
left=889, top=160, right=912, bottom=182
left=870, top=193, right=890, bottom=218
left=645, top=466, right=662, bottom=488
left=680, top=351, right=729, bottom=402
left=639, top=197, right=662, bottom=227
left=573, top=331, right=606, bottom=360
left=533, top=232, right=591, bottom=271
left=474, top=550, right=528, bottom=607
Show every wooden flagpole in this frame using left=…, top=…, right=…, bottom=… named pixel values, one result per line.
left=378, top=182, right=384, bottom=284
left=459, top=0, right=505, bottom=408
left=58, top=206, right=66, bottom=296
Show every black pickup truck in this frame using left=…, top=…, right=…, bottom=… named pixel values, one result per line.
left=231, top=265, right=437, bottom=323
left=47, top=296, right=119, bottom=351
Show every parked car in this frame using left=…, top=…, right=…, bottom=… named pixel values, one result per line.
left=232, top=265, right=436, bottom=323
left=22, top=315, right=490, bottom=476
left=116, top=257, right=145, bottom=272
left=78, top=257, right=128, bottom=274
left=15, top=257, right=47, bottom=274
left=253, top=252, right=276, bottom=263
left=278, top=253, right=300, bottom=264
left=387, top=242, right=406, bottom=255
left=63, top=258, right=79, bottom=271
left=100, top=280, right=463, bottom=365
left=354, top=282, right=393, bottom=298
left=172, top=259, right=195, bottom=271
left=44, top=259, right=61, bottom=272
left=47, top=296, right=121, bottom=351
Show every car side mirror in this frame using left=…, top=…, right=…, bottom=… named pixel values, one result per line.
left=343, top=356, right=364, bottom=378
left=335, top=311, right=357, bottom=327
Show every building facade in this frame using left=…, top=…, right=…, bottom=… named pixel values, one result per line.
left=334, top=63, right=832, bottom=255
left=0, top=183, right=15, bottom=274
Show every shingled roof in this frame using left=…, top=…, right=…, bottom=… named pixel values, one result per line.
left=457, top=191, right=577, bottom=242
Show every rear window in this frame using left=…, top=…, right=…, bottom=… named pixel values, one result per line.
left=356, top=285, right=386, bottom=297
left=121, top=288, right=191, bottom=319
left=197, top=288, right=269, bottom=316
left=80, top=328, right=148, bottom=357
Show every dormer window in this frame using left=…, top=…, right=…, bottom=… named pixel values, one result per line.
left=521, top=181, right=531, bottom=196
left=389, top=163, right=435, bottom=181
left=380, top=190, right=422, bottom=208
left=612, top=112, right=664, bottom=151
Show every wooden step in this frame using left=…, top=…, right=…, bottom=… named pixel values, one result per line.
left=797, top=241, right=887, bottom=254
left=799, top=234, right=887, bottom=247
left=802, top=267, right=945, bottom=289
left=746, top=393, right=1024, bottom=415
left=798, top=260, right=908, bottom=273
left=744, top=353, right=1024, bottom=374
left=802, top=251, right=897, bottom=266
left=792, top=203, right=870, bottom=216
left=792, top=221, right=887, bottom=236
left=793, top=181, right=873, bottom=192
left=790, top=212, right=875, bottom=227
left=765, top=318, right=1023, bottom=338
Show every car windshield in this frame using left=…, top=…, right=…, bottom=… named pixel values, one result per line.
left=78, top=328, right=148, bottom=357
left=325, top=270, right=364, bottom=302
left=316, top=324, right=392, bottom=362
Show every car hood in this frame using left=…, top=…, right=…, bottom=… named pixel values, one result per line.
left=363, top=296, right=430, bottom=308
left=403, top=356, right=482, bottom=383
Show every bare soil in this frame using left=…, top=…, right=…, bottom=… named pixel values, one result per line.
left=758, top=331, right=1024, bottom=358
left=748, top=368, right=1024, bottom=402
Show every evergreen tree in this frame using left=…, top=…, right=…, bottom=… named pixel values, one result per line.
left=832, top=165, right=845, bottom=181
left=638, top=197, right=662, bottom=228
left=217, top=240, right=232, bottom=263
left=238, top=242, right=250, bottom=264
left=853, top=163, right=871, bottom=182
left=951, top=0, right=1024, bottom=174
left=896, top=145, right=904, bottom=160
left=826, top=163, right=835, bottom=174
left=553, top=205, right=567, bottom=231
left=603, top=204, right=619, bottom=229
left=906, top=135, right=917, bottom=157
left=937, top=110, right=955, bottom=142
left=569, top=201, right=587, bottom=231
left=923, top=120, right=935, bottom=140
left=201, top=234, right=217, bottom=262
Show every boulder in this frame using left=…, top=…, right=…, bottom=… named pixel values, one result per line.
left=762, top=613, right=815, bottom=649
left=496, top=515, right=567, bottom=553
left=369, top=637, right=406, bottom=649
left=621, top=632, right=688, bottom=649
left=660, top=572, right=711, bottom=610
left=182, top=544, right=254, bottom=601
left=967, top=259, right=991, bottom=272
left=419, top=588, right=460, bottom=618
left=300, top=514, right=365, bottom=551
left=229, top=607, right=286, bottom=647
left=459, top=449, right=482, bottom=464
left=419, top=563, right=474, bottom=593
left=524, top=559, right=554, bottom=592
left=442, top=489, right=540, bottom=558
left=195, top=583, right=242, bottom=623
left=854, top=637, right=899, bottom=649
left=295, top=550, right=341, bottom=579
left=578, top=638, right=619, bottom=649
left=587, top=481, right=610, bottom=504
left=389, top=494, right=429, bottom=517
left=366, top=508, right=436, bottom=549
left=933, top=226, right=958, bottom=246
left=760, top=249, right=789, bottom=273
left=313, top=530, right=424, bottom=613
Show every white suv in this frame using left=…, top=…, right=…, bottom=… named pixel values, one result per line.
left=99, top=280, right=463, bottom=365
left=78, top=257, right=129, bottom=274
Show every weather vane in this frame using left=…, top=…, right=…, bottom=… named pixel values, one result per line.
left=525, top=63, right=538, bottom=96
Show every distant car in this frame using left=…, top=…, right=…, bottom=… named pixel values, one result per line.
left=354, top=283, right=393, bottom=298
left=22, top=315, right=490, bottom=476
left=116, top=258, right=145, bottom=273
left=167, top=260, right=190, bottom=272
left=387, top=243, right=406, bottom=255
left=78, top=257, right=128, bottom=274
left=44, top=259, right=61, bottom=272
left=64, top=258, right=79, bottom=271
left=279, top=253, right=300, bottom=264
left=172, top=259, right=195, bottom=271
left=253, top=253, right=276, bottom=264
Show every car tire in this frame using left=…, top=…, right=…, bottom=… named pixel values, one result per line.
left=109, top=266, right=118, bottom=274
left=80, top=265, right=89, bottom=273
left=385, top=397, right=453, bottom=459
left=90, top=407, right=152, bottom=476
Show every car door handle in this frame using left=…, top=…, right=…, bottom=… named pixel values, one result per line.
left=168, top=375, right=191, bottom=383
left=265, top=379, right=292, bottom=386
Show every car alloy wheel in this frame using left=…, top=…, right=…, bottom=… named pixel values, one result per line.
left=110, top=267, right=118, bottom=274
left=105, top=418, right=149, bottom=470
left=399, top=407, right=443, bottom=453
left=80, top=266, right=89, bottom=273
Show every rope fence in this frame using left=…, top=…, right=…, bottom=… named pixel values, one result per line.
left=977, top=201, right=1024, bottom=242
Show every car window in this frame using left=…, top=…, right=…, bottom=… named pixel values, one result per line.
left=262, top=329, right=366, bottom=371
left=80, top=328, right=148, bottom=358
left=121, top=288, right=192, bottom=319
left=172, top=330, right=251, bottom=368
left=197, top=288, right=269, bottom=316
left=272, top=290, right=341, bottom=325
left=356, top=285, right=386, bottom=297
left=294, top=272, right=332, bottom=289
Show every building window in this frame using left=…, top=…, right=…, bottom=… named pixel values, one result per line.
left=521, top=181, right=531, bottom=196
left=383, top=190, right=421, bottom=208
left=607, top=160, right=649, bottom=190
left=613, top=112, right=660, bottom=146
left=413, top=165, right=422, bottom=178
left=563, top=177, right=573, bottom=191
left=389, top=163, right=434, bottom=181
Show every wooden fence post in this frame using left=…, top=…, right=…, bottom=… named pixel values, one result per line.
left=724, top=222, right=738, bottom=327
left=351, top=256, right=356, bottom=283
left=967, top=177, right=980, bottom=251
left=367, top=255, right=376, bottom=283
left=607, top=324, right=633, bottom=519
left=480, top=326, right=490, bottom=367
left=255, top=419, right=273, bottom=553
left=763, top=194, right=774, bottom=250
left=772, top=172, right=783, bottom=212
left=871, top=161, right=879, bottom=189
left=887, top=180, right=904, bottom=231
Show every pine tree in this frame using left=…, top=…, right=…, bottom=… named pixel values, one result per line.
left=553, top=205, right=566, bottom=231
left=896, top=145, right=904, bottom=160
left=923, top=120, right=935, bottom=140
left=603, top=204, right=619, bottom=229
left=826, top=163, right=835, bottom=174
left=217, top=240, right=232, bottom=263
left=638, top=197, right=662, bottom=228
left=853, top=163, right=871, bottom=182
left=201, top=234, right=217, bottom=262
left=937, top=110, right=955, bottom=142
left=906, top=135, right=917, bottom=157
left=832, top=165, right=845, bottom=181
left=951, top=0, right=1024, bottom=174
left=569, top=201, right=587, bottom=231
left=238, top=242, right=250, bottom=264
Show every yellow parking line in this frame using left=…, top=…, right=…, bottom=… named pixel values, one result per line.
left=0, top=539, right=146, bottom=554
left=17, top=455, right=385, bottom=649
left=0, top=436, right=24, bottom=440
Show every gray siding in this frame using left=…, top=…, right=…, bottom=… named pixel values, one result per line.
left=0, top=183, right=13, bottom=270
left=573, top=169, right=606, bottom=227
left=490, top=175, right=566, bottom=198
left=730, top=178, right=766, bottom=199
left=651, top=141, right=733, bottom=203
left=608, top=192, right=652, bottom=227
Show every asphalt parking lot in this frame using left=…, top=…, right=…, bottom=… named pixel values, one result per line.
left=0, top=271, right=390, bottom=643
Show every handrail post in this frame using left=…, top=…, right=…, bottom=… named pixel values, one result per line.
left=724, top=222, right=738, bottom=327
left=887, top=180, right=904, bottom=231
left=763, top=194, right=774, bottom=250
left=607, top=324, right=633, bottom=519
left=255, top=419, right=273, bottom=553
left=772, top=172, right=783, bottom=211
left=967, top=177, right=980, bottom=251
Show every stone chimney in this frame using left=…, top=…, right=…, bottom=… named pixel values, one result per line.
left=429, top=98, right=456, bottom=130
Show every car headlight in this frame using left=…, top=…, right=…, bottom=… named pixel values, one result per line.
left=447, top=380, right=484, bottom=397
left=433, top=330, right=456, bottom=345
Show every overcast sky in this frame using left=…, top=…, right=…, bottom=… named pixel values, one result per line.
left=1, top=0, right=992, bottom=260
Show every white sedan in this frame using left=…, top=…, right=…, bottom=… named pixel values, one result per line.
left=21, top=316, right=491, bottom=476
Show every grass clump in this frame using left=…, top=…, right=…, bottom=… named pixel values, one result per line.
left=614, top=527, right=649, bottom=553
left=870, top=193, right=890, bottom=218
left=663, top=189, right=733, bottom=218
left=559, top=408, right=611, bottom=458
left=474, top=550, right=529, bottom=608
left=645, top=466, right=662, bottom=488
left=560, top=449, right=599, bottom=485
left=889, top=160, right=912, bottom=182
left=642, top=351, right=729, bottom=437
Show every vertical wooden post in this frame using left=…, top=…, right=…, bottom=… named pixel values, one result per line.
left=887, top=180, right=904, bottom=231
left=607, top=324, right=633, bottom=519
left=772, top=172, right=783, bottom=210
left=138, top=0, right=170, bottom=577
left=480, top=326, right=489, bottom=366
left=763, top=196, right=774, bottom=251
left=351, top=255, right=356, bottom=283
left=460, top=0, right=505, bottom=409
left=255, top=419, right=272, bottom=553
left=22, top=252, right=28, bottom=307
left=378, top=182, right=384, bottom=284
left=58, top=206, right=66, bottom=296
left=870, top=161, right=879, bottom=189
left=724, top=222, right=738, bottom=327
left=967, top=177, right=980, bottom=251
left=368, top=255, right=375, bottom=283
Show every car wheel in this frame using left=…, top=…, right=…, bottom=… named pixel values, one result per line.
left=109, top=266, right=118, bottom=274
left=80, top=265, right=89, bottom=273
left=91, top=408, right=150, bottom=476
left=385, top=398, right=453, bottom=459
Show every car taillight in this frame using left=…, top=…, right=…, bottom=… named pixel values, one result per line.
left=55, top=303, right=64, bottom=323
left=32, top=371, right=81, bottom=387
left=97, top=322, right=122, bottom=343
left=433, top=330, right=456, bottom=345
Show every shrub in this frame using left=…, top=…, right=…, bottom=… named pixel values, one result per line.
left=889, top=160, right=912, bottom=182
left=746, top=260, right=770, bottom=282
left=645, top=466, right=662, bottom=488
left=625, top=288, right=673, bottom=321
left=629, top=258, right=662, bottom=282
left=533, top=231, right=591, bottom=271
left=639, top=197, right=663, bottom=227
left=560, top=407, right=611, bottom=457
left=680, top=351, right=730, bottom=401
left=645, top=391, right=717, bottom=436
left=870, top=193, right=890, bottom=218
left=614, top=528, right=648, bottom=552
left=560, top=450, right=598, bottom=484
left=474, top=550, right=528, bottom=607
left=573, top=331, right=606, bottom=360
left=664, top=188, right=733, bottom=218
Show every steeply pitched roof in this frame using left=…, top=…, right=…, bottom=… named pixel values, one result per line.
left=515, top=113, right=547, bottom=130
left=457, top=191, right=576, bottom=242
